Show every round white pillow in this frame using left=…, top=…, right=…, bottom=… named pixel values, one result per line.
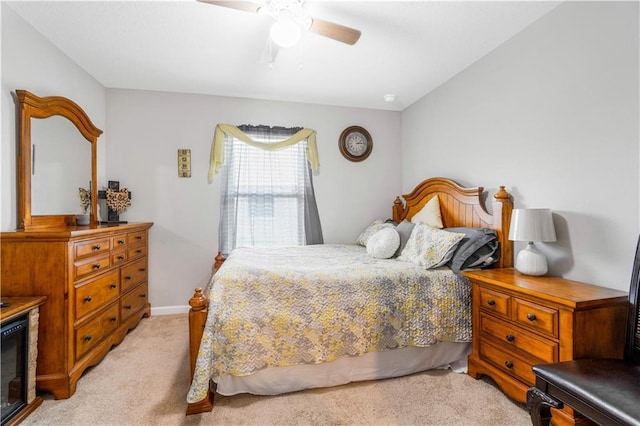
left=366, top=227, right=401, bottom=259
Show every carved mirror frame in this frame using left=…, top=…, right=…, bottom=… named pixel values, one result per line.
left=17, top=90, right=102, bottom=230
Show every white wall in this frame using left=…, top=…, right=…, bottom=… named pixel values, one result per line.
left=105, top=89, right=401, bottom=310
left=1, top=4, right=107, bottom=230
left=402, top=1, right=639, bottom=291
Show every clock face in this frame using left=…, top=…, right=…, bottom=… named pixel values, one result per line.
left=339, top=126, right=372, bottom=162
left=345, top=132, right=368, bottom=156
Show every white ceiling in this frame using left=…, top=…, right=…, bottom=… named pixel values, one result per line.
left=6, top=0, right=561, bottom=111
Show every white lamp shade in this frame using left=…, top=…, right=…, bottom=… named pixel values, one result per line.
left=508, top=209, right=557, bottom=242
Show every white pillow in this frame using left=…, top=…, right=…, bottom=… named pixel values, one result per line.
left=411, top=195, right=443, bottom=229
left=355, top=219, right=395, bottom=246
left=397, top=223, right=465, bottom=268
left=366, top=228, right=401, bottom=259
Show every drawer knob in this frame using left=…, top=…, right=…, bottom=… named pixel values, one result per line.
left=487, top=299, right=496, bottom=306
left=92, top=263, right=101, bottom=270
left=125, top=275, right=132, bottom=281
left=118, top=240, right=125, bottom=245
left=504, top=361, right=514, bottom=369
left=110, top=317, right=117, bottom=322
left=110, top=283, right=117, bottom=289
left=136, top=249, right=143, bottom=254
left=527, top=313, right=537, bottom=321
left=136, top=236, right=142, bottom=240
left=124, top=305, right=132, bottom=310
left=139, top=293, right=146, bottom=298
left=505, top=334, right=515, bottom=342
left=118, top=255, right=125, bottom=261
left=83, top=335, right=92, bottom=342
left=92, top=244, right=101, bottom=251
left=139, top=268, right=146, bottom=272
left=83, top=296, right=93, bottom=303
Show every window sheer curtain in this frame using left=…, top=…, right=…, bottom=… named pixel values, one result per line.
left=218, top=125, right=323, bottom=256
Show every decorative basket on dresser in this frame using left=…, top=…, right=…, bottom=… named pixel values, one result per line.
left=463, top=268, right=628, bottom=426
left=1, top=223, right=153, bottom=399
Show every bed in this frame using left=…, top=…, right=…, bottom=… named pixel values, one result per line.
left=186, top=177, right=514, bottom=414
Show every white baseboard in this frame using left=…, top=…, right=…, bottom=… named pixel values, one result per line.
left=150, top=305, right=190, bottom=316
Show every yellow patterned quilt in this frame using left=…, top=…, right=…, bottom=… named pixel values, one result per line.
left=187, top=244, right=471, bottom=403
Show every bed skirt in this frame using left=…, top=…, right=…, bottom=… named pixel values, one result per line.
left=214, top=341, right=471, bottom=396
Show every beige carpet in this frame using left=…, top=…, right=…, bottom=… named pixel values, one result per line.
left=23, top=314, right=530, bottom=426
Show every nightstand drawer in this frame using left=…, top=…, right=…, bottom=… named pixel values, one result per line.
left=478, top=287, right=511, bottom=318
left=513, top=297, right=558, bottom=337
left=480, top=314, right=558, bottom=363
left=480, top=340, right=535, bottom=385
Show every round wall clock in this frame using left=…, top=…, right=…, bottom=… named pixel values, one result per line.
left=339, top=126, right=373, bottom=162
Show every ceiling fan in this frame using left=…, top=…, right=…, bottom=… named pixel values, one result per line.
left=198, top=0, right=361, bottom=64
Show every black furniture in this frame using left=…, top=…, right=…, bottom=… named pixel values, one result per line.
left=527, top=237, right=640, bottom=426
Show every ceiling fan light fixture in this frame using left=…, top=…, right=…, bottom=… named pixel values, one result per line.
left=270, top=18, right=302, bottom=48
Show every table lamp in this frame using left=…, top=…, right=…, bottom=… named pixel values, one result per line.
left=508, top=208, right=557, bottom=276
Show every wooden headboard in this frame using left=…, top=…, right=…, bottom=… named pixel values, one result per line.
left=392, top=177, right=513, bottom=269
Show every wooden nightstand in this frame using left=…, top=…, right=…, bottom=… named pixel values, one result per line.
left=463, top=268, right=628, bottom=426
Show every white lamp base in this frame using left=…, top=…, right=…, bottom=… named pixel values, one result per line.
left=515, top=242, right=548, bottom=276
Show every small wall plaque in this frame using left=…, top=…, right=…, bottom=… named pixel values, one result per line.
left=178, top=149, right=191, bottom=178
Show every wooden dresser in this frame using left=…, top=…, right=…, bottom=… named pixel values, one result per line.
left=463, top=268, right=628, bottom=425
left=0, top=222, right=153, bottom=399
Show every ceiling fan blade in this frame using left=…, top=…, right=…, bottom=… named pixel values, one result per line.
left=197, top=0, right=262, bottom=14
left=259, top=37, right=280, bottom=65
left=309, top=18, right=361, bottom=45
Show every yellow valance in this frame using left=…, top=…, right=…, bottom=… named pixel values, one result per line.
left=208, top=124, right=319, bottom=182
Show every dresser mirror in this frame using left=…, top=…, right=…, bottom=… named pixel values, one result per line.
left=16, top=90, right=102, bottom=230
left=31, top=115, right=91, bottom=215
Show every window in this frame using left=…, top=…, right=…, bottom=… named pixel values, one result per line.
left=218, top=125, right=323, bottom=255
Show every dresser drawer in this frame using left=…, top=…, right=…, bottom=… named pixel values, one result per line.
left=112, top=251, right=128, bottom=266
left=513, top=297, right=558, bottom=337
left=127, top=231, right=146, bottom=246
left=74, top=238, right=110, bottom=260
left=480, top=340, right=536, bottom=385
left=111, top=235, right=127, bottom=250
left=479, top=314, right=558, bottom=363
left=478, top=287, right=511, bottom=319
left=75, top=302, right=119, bottom=360
left=127, top=245, right=147, bottom=260
left=75, top=270, right=120, bottom=320
left=121, top=282, right=148, bottom=321
left=121, top=258, right=147, bottom=292
left=74, top=254, right=110, bottom=280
